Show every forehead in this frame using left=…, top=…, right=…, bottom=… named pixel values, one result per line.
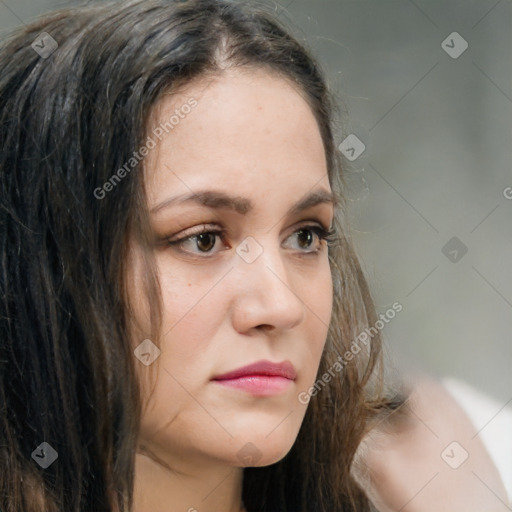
left=143, top=67, right=328, bottom=207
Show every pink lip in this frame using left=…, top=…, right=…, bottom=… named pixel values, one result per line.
left=211, top=360, right=296, bottom=396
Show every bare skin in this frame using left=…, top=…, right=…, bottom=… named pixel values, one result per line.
left=355, top=376, right=510, bottom=511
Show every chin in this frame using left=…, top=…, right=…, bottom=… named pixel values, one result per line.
left=233, top=432, right=298, bottom=468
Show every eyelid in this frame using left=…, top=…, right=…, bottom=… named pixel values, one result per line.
left=166, top=219, right=331, bottom=244
left=165, top=223, right=220, bottom=243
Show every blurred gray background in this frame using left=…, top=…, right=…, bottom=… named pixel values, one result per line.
left=1, top=0, right=510, bottom=403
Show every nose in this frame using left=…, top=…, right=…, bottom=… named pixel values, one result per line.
left=230, top=237, right=307, bottom=335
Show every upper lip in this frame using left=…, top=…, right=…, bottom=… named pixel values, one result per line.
left=212, top=360, right=297, bottom=381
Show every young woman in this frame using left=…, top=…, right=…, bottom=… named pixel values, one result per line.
left=0, top=1, right=508, bottom=511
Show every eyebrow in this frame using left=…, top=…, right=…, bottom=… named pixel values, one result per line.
left=150, top=187, right=337, bottom=216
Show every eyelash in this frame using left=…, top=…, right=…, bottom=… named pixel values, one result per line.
left=166, top=223, right=339, bottom=258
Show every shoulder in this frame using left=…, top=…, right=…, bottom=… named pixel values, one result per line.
left=353, top=376, right=511, bottom=511
left=443, top=377, right=512, bottom=503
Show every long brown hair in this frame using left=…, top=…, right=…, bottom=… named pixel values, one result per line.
left=0, top=1, right=402, bottom=510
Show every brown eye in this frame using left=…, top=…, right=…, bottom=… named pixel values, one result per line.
left=283, top=224, right=336, bottom=254
left=195, top=233, right=217, bottom=252
left=166, top=226, right=228, bottom=257
left=296, top=229, right=314, bottom=249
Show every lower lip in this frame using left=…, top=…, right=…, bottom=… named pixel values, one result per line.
left=212, top=375, right=293, bottom=396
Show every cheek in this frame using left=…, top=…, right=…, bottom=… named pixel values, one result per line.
left=127, top=253, right=223, bottom=417
left=298, top=261, right=333, bottom=384
left=306, top=260, right=333, bottom=346
left=137, top=305, right=218, bottom=441
left=157, top=268, right=222, bottom=355
left=144, top=265, right=225, bottom=405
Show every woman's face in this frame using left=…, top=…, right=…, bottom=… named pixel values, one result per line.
left=128, top=67, right=334, bottom=470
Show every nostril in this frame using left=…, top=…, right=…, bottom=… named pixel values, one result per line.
left=257, top=324, right=274, bottom=332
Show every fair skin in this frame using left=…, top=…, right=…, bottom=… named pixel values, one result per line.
left=125, top=67, right=509, bottom=512
left=127, top=67, right=334, bottom=512
left=356, top=376, right=510, bottom=511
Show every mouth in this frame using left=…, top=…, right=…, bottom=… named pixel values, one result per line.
left=211, top=375, right=294, bottom=395
left=211, top=360, right=296, bottom=396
